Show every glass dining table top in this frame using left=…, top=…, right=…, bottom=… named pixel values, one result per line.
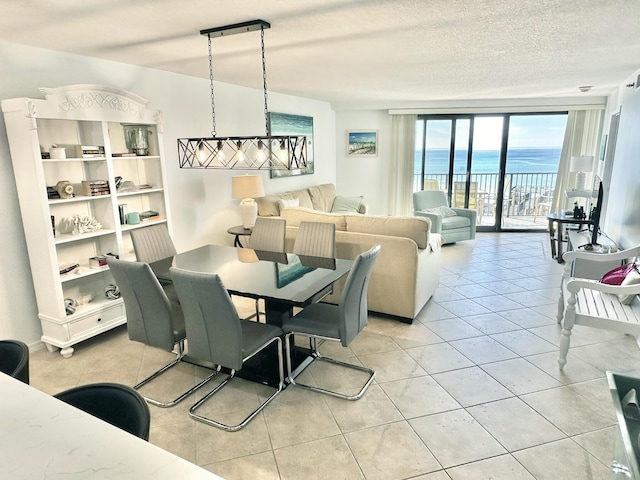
left=154, top=244, right=352, bottom=306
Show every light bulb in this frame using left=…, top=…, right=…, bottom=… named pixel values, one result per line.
left=256, top=140, right=265, bottom=163
left=236, top=141, right=246, bottom=163
left=278, top=140, right=288, bottom=166
left=214, top=140, right=226, bottom=164
left=196, top=141, right=207, bottom=166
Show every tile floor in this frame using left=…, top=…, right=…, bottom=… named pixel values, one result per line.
left=29, top=232, right=637, bottom=479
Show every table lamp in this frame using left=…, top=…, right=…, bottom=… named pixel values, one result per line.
left=569, top=155, right=594, bottom=191
left=232, top=174, right=265, bottom=228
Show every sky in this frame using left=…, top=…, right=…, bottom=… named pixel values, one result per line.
left=420, top=114, right=568, bottom=151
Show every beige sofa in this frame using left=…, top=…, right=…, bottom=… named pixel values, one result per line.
left=256, top=183, right=367, bottom=216
left=256, top=185, right=441, bottom=322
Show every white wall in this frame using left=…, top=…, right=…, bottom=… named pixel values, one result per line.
left=0, top=40, right=335, bottom=346
left=335, top=111, right=391, bottom=214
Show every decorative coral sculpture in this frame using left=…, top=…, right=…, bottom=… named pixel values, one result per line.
left=72, top=214, right=102, bottom=234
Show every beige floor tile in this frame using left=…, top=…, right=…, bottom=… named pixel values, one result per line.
left=523, top=351, right=604, bottom=385
left=513, top=438, right=610, bottom=480
left=571, top=342, right=640, bottom=373
left=262, top=389, right=341, bottom=449
left=467, top=397, right=565, bottom=451
left=490, top=329, right=557, bottom=356
left=462, top=312, right=521, bottom=334
left=410, top=409, right=506, bottom=468
left=274, top=435, right=364, bottom=480
left=405, top=342, right=474, bottom=374
left=520, top=386, right=615, bottom=436
left=358, top=349, right=426, bottom=383
left=380, top=376, right=460, bottom=419
left=424, top=318, right=484, bottom=341
left=471, top=294, right=524, bottom=312
left=435, top=299, right=492, bottom=317
left=205, top=451, right=280, bottom=480
left=416, top=300, right=458, bottom=322
left=481, top=358, right=562, bottom=395
left=571, top=426, right=617, bottom=466
left=432, top=367, right=514, bottom=407
left=345, top=421, right=441, bottom=479
left=497, top=307, right=556, bottom=328
left=383, top=321, right=444, bottom=349
left=449, top=336, right=519, bottom=364
left=323, top=384, right=403, bottom=433
left=347, top=330, right=400, bottom=356
left=447, top=454, right=535, bottom=479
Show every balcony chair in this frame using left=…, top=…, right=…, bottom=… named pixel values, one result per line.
left=413, top=190, right=477, bottom=244
left=54, top=383, right=150, bottom=440
left=247, top=217, right=287, bottom=321
left=107, top=258, right=216, bottom=407
left=170, top=267, right=285, bottom=431
left=282, top=244, right=380, bottom=400
left=0, top=339, right=29, bottom=384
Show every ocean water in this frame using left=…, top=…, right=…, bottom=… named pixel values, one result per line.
left=416, top=147, right=561, bottom=175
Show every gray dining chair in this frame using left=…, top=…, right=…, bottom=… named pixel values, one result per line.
left=247, top=217, right=287, bottom=321
left=130, top=223, right=177, bottom=282
left=107, top=258, right=216, bottom=407
left=170, top=267, right=285, bottom=431
left=282, top=244, right=380, bottom=400
left=248, top=217, right=286, bottom=252
left=292, top=221, right=336, bottom=258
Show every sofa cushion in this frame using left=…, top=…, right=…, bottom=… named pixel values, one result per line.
left=281, top=207, right=347, bottom=231
left=422, top=206, right=458, bottom=217
left=345, top=215, right=430, bottom=249
left=291, top=189, right=314, bottom=209
left=442, top=215, right=471, bottom=229
left=256, top=194, right=287, bottom=216
left=331, top=195, right=363, bottom=214
left=277, top=197, right=299, bottom=214
left=308, top=184, right=336, bottom=212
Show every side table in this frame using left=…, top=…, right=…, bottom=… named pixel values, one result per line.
left=546, top=213, right=592, bottom=264
left=227, top=225, right=252, bottom=248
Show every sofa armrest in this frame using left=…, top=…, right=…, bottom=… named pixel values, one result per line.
left=452, top=208, right=477, bottom=226
left=415, top=211, right=442, bottom=234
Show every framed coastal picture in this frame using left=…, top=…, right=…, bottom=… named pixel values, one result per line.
left=269, top=112, right=314, bottom=178
left=346, top=130, right=378, bottom=157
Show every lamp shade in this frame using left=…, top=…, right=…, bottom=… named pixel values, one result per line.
left=569, top=156, right=594, bottom=172
left=232, top=175, right=265, bottom=199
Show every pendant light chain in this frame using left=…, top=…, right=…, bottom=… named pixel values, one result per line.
left=207, top=33, right=217, bottom=137
left=261, top=26, right=270, bottom=136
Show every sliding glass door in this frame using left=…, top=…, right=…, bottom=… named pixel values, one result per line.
left=415, top=112, right=567, bottom=231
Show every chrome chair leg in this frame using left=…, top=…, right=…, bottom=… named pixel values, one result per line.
left=285, top=332, right=375, bottom=401
left=189, top=337, right=284, bottom=431
left=134, top=340, right=217, bottom=408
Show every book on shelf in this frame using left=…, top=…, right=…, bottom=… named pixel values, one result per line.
left=81, top=180, right=111, bottom=196
left=112, top=152, right=137, bottom=157
left=89, top=256, right=108, bottom=269
left=81, top=145, right=105, bottom=158
left=139, top=210, right=160, bottom=222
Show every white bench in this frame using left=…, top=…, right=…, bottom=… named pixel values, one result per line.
left=557, top=245, right=640, bottom=370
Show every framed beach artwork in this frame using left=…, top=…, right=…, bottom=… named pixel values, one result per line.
left=346, top=130, right=378, bottom=157
left=269, top=112, right=314, bottom=178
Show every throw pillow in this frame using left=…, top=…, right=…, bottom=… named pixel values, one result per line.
left=600, top=263, right=638, bottom=285
left=277, top=197, right=299, bottom=214
left=619, top=269, right=640, bottom=305
left=331, top=195, right=363, bottom=214
left=422, top=206, right=458, bottom=217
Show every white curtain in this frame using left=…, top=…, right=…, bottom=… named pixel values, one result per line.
left=552, top=109, right=603, bottom=213
left=388, top=114, right=417, bottom=216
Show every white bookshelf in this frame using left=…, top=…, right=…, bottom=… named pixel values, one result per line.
left=2, top=84, right=171, bottom=357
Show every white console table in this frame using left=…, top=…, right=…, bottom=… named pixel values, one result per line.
left=0, top=373, right=224, bottom=479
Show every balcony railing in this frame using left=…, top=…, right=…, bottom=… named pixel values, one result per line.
left=415, top=172, right=557, bottom=228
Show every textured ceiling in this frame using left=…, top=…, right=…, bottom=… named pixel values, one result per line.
left=1, top=0, right=639, bottom=110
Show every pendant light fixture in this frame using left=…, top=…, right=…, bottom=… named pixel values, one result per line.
left=178, top=20, right=308, bottom=170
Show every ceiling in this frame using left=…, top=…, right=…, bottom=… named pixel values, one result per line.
left=1, top=0, right=639, bottom=110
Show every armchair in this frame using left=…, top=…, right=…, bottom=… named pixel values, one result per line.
left=413, top=190, right=477, bottom=244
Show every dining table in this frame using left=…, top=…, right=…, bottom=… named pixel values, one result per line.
left=0, top=372, right=224, bottom=479
left=151, top=244, right=353, bottom=386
